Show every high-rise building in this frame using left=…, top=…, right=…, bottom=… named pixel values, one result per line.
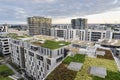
left=27, top=16, right=52, bottom=36
left=71, top=18, right=87, bottom=29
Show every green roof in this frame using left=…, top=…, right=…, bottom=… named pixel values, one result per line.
left=8, top=33, right=31, bottom=39
left=31, top=40, right=70, bottom=49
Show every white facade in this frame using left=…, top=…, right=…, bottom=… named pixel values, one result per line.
left=79, top=29, right=120, bottom=42
left=10, top=37, right=70, bottom=80
left=51, top=28, right=79, bottom=40
left=0, top=25, right=8, bottom=32
left=0, top=36, right=10, bottom=55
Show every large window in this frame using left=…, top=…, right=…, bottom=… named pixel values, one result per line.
left=47, top=59, right=51, bottom=65
left=36, top=55, right=43, bottom=61
left=56, top=57, right=63, bottom=63
left=29, top=51, right=34, bottom=57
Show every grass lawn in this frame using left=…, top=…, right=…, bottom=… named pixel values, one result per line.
left=42, top=40, right=70, bottom=49
left=0, top=65, right=14, bottom=80
left=0, top=76, right=13, bottom=80
left=75, top=57, right=118, bottom=80
left=93, top=70, right=120, bottom=80
left=63, top=54, right=85, bottom=64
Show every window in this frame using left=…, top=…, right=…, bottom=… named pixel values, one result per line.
left=47, top=59, right=51, bottom=65
left=50, top=50, right=52, bottom=57
left=29, top=51, right=34, bottom=57
left=57, top=50, right=59, bottom=55
left=31, top=46, right=38, bottom=51
left=39, top=61, right=41, bottom=65
left=41, top=68, right=43, bottom=72
left=39, top=71, right=41, bottom=76
left=47, top=65, right=49, bottom=70
left=36, top=55, right=43, bottom=61
left=38, top=76, right=40, bottom=79
left=37, top=65, right=39, bottom=69
left=56, top=57, right=63, bottom=63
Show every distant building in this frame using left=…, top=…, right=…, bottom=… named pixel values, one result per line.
left=0, top=33, right=10, bottom=55
left=27, top=16, right=52, bottom=36
left=51, top=28, right=79, bottom=40
left=10, top=24, right=28, bottom=31
left=71, top=18, right=87, bottom=29
left=52, top=24, right=72, bottom=29
left=0, top=24, right=8, bottom=32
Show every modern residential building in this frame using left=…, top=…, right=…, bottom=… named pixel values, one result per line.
left=0, top=33, right=10, bottom=55
left=10, top=35, right=70, bottom=80
left=52, top=24, right=72, bottom=29
left=71, top=18, right=87, bottom=29
left=27, top=16, right=52, bottom=36
left=51, top=28, right=79, bottom=41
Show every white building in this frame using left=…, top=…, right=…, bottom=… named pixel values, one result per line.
left=10, top=35, right=70, bottom=80
left=79, top=29, right=120, bottom=42
left=0, top=36, right=10, bottom=55
left=51, top=28, right=79, bottom=41
left=0, top=24, right=8, bottom=32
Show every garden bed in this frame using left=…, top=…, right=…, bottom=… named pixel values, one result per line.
left=97, top=48, right=114, bottom=60
left=45, top=63, right=77, bottom=80
left=74, top=57, right=118, bottom=80
left=46, top=54, right=85, bottom=80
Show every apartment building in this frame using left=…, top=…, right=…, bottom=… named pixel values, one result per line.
left=0, top=24, right=8, bottom=32
left=51, top=28, right=79, bottom=40
left=78, top=30, right=106, bottom=42
left=27, top=16, right=52, bottom=36
left=71, top=18, right=87, bottom=29
left=52, top=24, right=72, bottom=29
left=10, top=35, right=70, bottom=80
left=0, top=36, right=10, bottom=55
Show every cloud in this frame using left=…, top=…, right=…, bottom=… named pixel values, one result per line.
left=0, top=0, right=120, bottom=24
left=31, top=0, right=55, bottom=3
left=113, top=0, right=118, bottom=4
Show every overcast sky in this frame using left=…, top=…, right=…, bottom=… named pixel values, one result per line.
left=0, top=0, right=120, bottom=24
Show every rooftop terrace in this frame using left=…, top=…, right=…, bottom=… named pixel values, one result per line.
left=46, top=53, right=119, bottom=80
left=31, top=40, right=70, bottom=49
left=8, top=33, right=31, bottom=39
left=101, top=39, right=120, bottom=46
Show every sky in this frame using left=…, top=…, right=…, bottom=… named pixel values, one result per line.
left=0, top=0, right=120, bottom=24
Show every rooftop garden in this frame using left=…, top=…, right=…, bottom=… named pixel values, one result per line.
left=63, top=54, right=85, bottom=64
left=97, top=48, right=114, bottom=60
left=32, top=40, right=70, bottom=49
left=45, top=54, right=85, bottom=80
left=46, top=53, right=119, bottom=80
left=74, top=57, right=118, bottom=80
left=0, top=64, right=14, bottom=80
left=8, top=33, right=31, bottom=39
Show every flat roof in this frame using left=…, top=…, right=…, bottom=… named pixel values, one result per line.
left=8, top=33, right=31, bottom=39
left=101, top=39, right=120, bottom=46
left=31, top=40, right=70, bottom=49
